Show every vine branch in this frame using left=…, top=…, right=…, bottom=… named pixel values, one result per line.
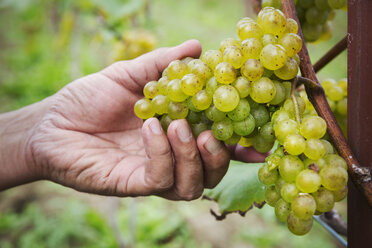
left=280, top=0, right=372, bottom=208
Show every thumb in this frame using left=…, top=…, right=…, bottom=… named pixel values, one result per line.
left=101, top=39, right=202, bottom=90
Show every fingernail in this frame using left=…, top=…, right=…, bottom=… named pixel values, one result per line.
left=176, top=124, right=192, bottom=143
left=205, top=136, right=223, bottom=155
left=149, top=119, right=163, bottom=135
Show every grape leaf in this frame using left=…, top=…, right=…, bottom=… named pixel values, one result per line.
left=204, top=161, right=266, bottom=213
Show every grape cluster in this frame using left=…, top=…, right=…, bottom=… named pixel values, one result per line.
left=134, top=7, right=348, bottom=236
left=262, top=0, right=347, bottom=42
left=114, top=29, right=157, bottom=60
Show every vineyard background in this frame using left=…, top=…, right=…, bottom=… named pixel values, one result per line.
left=0, top=0, right=347, bottom=247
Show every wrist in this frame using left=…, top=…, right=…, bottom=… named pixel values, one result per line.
left=0, top=98, right=51, bottom=190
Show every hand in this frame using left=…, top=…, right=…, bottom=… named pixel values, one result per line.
left=2, top=40, right=266, bottom=200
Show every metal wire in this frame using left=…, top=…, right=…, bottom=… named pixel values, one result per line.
left=313, top=215, right=347, bottom=247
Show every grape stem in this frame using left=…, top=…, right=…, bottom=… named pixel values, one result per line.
left=280, top=0, right=372, bottom=208
left=313, top=36, right=348, bottom=73
left=291, top=77, right=301, bottom=124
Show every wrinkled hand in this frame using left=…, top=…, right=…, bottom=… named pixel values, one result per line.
left=28, top=40, right=266, bottom=200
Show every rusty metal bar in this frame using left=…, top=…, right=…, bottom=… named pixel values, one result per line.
left=347, top=0, right=372, bottom=247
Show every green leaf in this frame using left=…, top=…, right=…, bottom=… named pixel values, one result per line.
left=205, top=161, right=266, bottom=213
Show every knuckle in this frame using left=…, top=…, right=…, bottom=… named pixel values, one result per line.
left=176, top=188, right=203, bottom=201
left=145, top=174, right=174, bottom=191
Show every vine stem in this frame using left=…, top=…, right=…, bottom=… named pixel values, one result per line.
left=280, top=0, right=372, bottom=207
left=291, top=78, right=301, bottom=124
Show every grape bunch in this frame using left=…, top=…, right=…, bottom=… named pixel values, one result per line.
left=134, top=7, right=348, bottom=235
left=114, top=29, right=157, bottom=61
left=262, top=0, right=347, bottom=42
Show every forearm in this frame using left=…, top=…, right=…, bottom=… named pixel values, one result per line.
left=0, top=98, right=50, bottom=190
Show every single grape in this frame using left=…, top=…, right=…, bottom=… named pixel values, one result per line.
left=201, top=50, right=223, bottom=70
left=304, top=139, right=326, bottom=160
left=287, top=212, right=313, bottom=236
left=269, top=80, right=286, bottom=105
left=157, top=76, right=170, bottom=95
left=211, top=118, right=234, bottom=141
left=227, top=98, right=251, bottom=121
left=326, top=85, right=344, bottom=101
left=262, top=0, right=282, bottom=9
left=274, top=119, right=299, bottom=142
left=302, top=22, right=322, bottom=42
left=205, top=105, right=226, bottom=122
left=182, top=57, right=194, bottom=64
left=258, top=8, right=287, bottom=36
left=266, top=153, right=281, bottom=170
left=281, top=182, right=299, bottom=203
left=250, top=105, right=270, bottom=127
left=186, top=111, right=201, bottom=124
left=260, top=44, right=288, bottom=70
left=205, top=77, right=220, bottom=95
left=187, top=59, right=213, bottom=81
left=219, top=38, right=241, bottom=53
left=265, top=185, right=281, bottom=206
left=160, top=114, right=172, bottom=132
left=300, top=116, right=327, bottom=139
left=192, top=90, right=212, bottom=110
left=304, top=157, right=327, bottom=170
left=327, top=0, right=347, bottom=9
left=278, top=155, right=304, bottom=182
left=331, top=186, right=348, bottom=202
left=181, top=74, right=204, bottom=96
left=275, top=199, right=291, bottom=222
left=241, top=38, right=263, bottom=59
left=305, top=7, right=329, bottom=25
left=261, top=33, right=278, bottom=46
left=186, top=96, right=201, bottom=113
left=214, top=62, right=237, bottom=85
left=279, top=33, right=302, bottom=57
left=253, top=134, right=274, bottom=153
left=320, top=166, right=348, bottom=191
left=233, top=115, right=256, bottom=136
left=323, top=154, right=347, bottom=170
left=296, top=169, right=322, bottom=193
left=168, top=101, right=189, bottom=120
left=143, top=81, right=159, bottom=99
left=224, top=132, right=241, bottom=145
left=337, top=78, right=347, bottom=96
left=191, top=123, right=208, bottom=137
left=151, top=95, right=169, bottom=115
left=232, top=76, right=251, bottom=98
left=271, top=108, right=291, bottom=128
left=134, top=98, right=155, bottom=119
left=260, top=122, right=275, bottom=142
left=320, top=139, right=334, bottom=154
left=167, top=60, right=188, bottom=80
left=167, top=79, right=188, bottom=102
left=275, top=177, right=286, bottom=193
left=286, top=18, right=299, bottom=34
left=213, top=85, right=240, bottom=112
left=283, top=134, right=306, bottom=155
left=292, top=193, right=316, bottom=220
left=223, top=46, right=244, bottom=69
left=283, top=97, right=306, bottom=115
left=250, top=77, right=276, bottom=103
left=241, top=59, right=264, bottom=81
left=258, top=163, right=279, bottom=185
left=274, top=57, right=299, bottom=80
left=336, top=98, right=347, bottom=115
left=312, top=187, right=335, bottom=212
left=237, top=21, right=263, bottom=40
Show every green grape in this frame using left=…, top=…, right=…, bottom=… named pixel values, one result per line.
left=271, top=108, right=291, bottom=128
left=192, top=90, right=212, bottom=110
left=300, top=116, right=327, bottom=139
left=319, top=22, right=333, bottom=41
left=250, top=77, right=276, bottom=103
left=315, top=0, right=331, bottom=10
left=191, top=123, right=208, bottom=137
left=201, top=50, right=223, bottom=70
left=292, top=54, right=301, bottom=65
left=167, top=79, right=188, bottom=102
left=257, top=7, right=276, bottom=24
left=269, top=80, right=286, bottom=105
left=182, top=57, right=194, bottom=64
left=186, top=96, right=201, bottom=113
left=260, top=122, right=275, bottom=142
left=162, top=68, right=168, bottom=77
left=213, top=85, right=240, bottom=112
left=266, top=153, right=281, bottom=170
left=250, top=105, right=270, bottom=127
left=211, top=118, right=234, bottom=141
left=274, top=119, right=299, bottom=142
left=304, top=139, right=326, bottom=160
left=274, top=57, right=299, bottom=80
left=258, top=8, right=287, bottom=36
left=262, top=68, right=274, bottom=78
left=286, top=18, right=299, bottom=34
left=181, top=74, right=204, bottom=96
left=279, top=33, right=302, bottom=57
left=327, top=0, right=347, bottom=9
left=227, top=98, right=250, bottom=121
left=320, top=166, right=348, bottom=191
left=205, top=105, right=226, bottom=122
left=283, top=97, right=306, bottom=115
left=273, top=147, right=285, bottom=157
left=219, top=38, right=241, bottom=53
left=275, top=177, right=286, bottom=193
left=258, top=163, right=279, bottom=185
left=143, top=81, right=159, bottom=99
left=214, top=62, right=237, bottom=85
left=323, top=154, right=347, bottom=170
left=305, top=7, right=329, bottom=25
left=262, top=0, right=282, bottom=9
left=237, top=21, right=263, bottom=41
left=312, top=188, right=335, bottom=212
left=260, top=44, right=288, bottom=70
left=241, top=38, right=263, bottom=59
left=224, top=132, right=241, bottom=145
left=236, top=17, right=254, bottom=33
left=283, top=134, right=306, bottom=155
left=167, top=60, right=188, bottom=80
left=331, top=186, right=348, bottom=202
left=281, top=182, right=299, bottom=203
left=233, top=115, right=256, bottom=136
left=261, top=34, right=278, bottom=46
left=302, top=23, right=322, bottom=42
left=134, top=98, right=155, bottom=119
left=298, top=0, right=315, bottom=9
left=265, top=185, right=281, bottom=206
left=287, top=212, right=313, bottom=236
left=337, top=78, right=347, bottom=96
left=336, top=98, right=347, bottom=115
left=186, top=110, right=201, bottom=124
left=278, top=155, right=304, bottom=182
left=168, top=101, right=189, bottom=120
left=275, top=199, right=291, bottom=222
left=223, top=46, right=244, bottom=69
left=157, top=76, right=170, bottom=95
left=296, top=169, right=322, bottom=193
left=321, top=78, right=337, bottom=92
left=253, top=134, right=274, bottom=153
left=151, top=95, right=169, bottom=115
left=292, top=194, right=316, bottom=220
left=187, top=59, right=213, bottom=81
left=232, top=76, right=251, bottom=98
left=326, top=85, right=344, bottom=101
left=241, top=59, right=264, bottom=81
left=160, top=114, right=172, bottom=132
left=205, top=77, right=220, bottom=95
left=304, top=158, right=327, bottom=171
left=327, top=98, right=336, bottom=112
left=320, top=140, right=334, bottom=154
left=283, top=81, right=292, bottom=99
